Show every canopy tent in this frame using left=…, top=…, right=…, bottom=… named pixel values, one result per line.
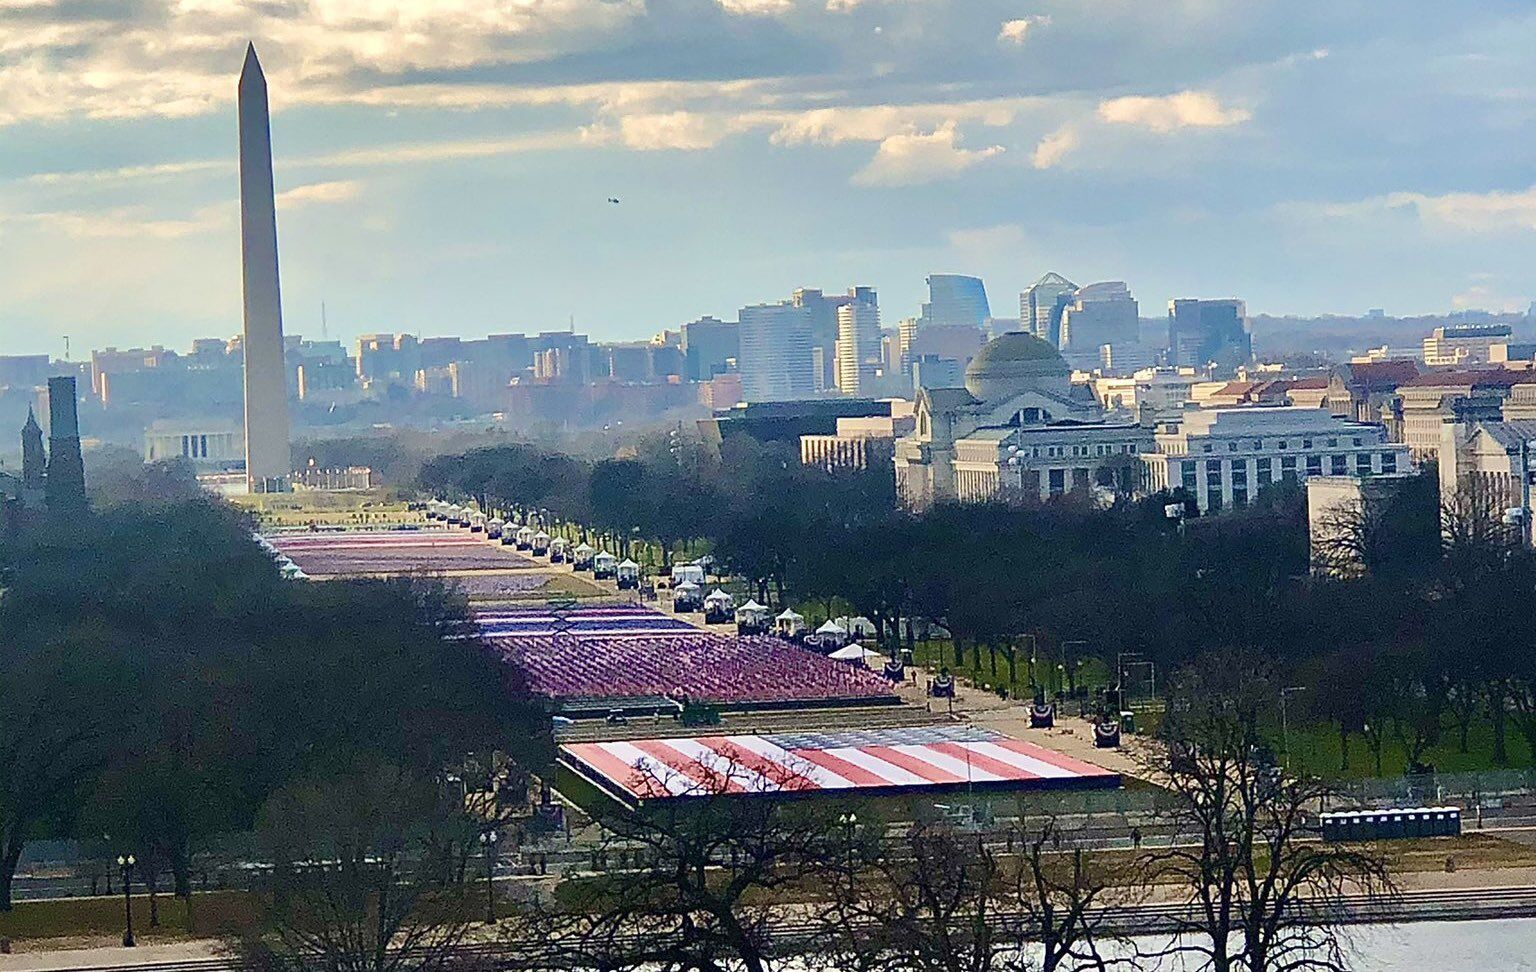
left=550, top=537, right=569, bottom=550
left=670, top=563, right=706, bottom=586
left=828, top=645, right=884, bottom=663
left=704, top=589, right=733, bottom=606
left=594, top=552, right=618, bottom=566
left=572, top=542, right=595, bottom=555
left=776, top=609, right=803, bottom=622
left=675, top=580, right=700, bottom=592
left=816, top=620, right=848, bottom=636
left=617, top=558, right=641, bottom=572
left=533, top=531, right=551, bottom=543
left=738, top=599, right=768, bottom=613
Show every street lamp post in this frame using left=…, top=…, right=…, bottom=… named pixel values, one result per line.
left=836, top=812, right=858, bottom=880
left=116, top=854, right=136, bottom=947
left=1280, top=686, right=1307, bottom=772
left=479, top=830, right=500, bottom=924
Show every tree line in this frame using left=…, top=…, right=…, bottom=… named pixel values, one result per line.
left=0, top=485, right=546, bottom=913
left=422, top=434, right=1536, bottom=773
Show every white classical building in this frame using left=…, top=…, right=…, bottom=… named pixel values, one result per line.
left=951, top=422, right=1153, bottom=504
left=1141, top=407, right=1412, bottom=513
left=895, top=331, right=1118, bottom=507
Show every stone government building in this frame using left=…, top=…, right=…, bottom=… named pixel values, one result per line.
left=895, top=332, right=1153, bottom=508
left=894, top=331, right=1414, bottom=511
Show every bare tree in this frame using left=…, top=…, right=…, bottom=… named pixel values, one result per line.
left=235, top=759, right=476, bottom=972
left=524, top=750, right=837, bottom=972
left=821, top=816, right=1132, bottom=972
left=1144, top=657, right=1395, bottom=972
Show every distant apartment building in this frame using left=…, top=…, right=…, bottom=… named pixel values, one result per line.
left=1167, top=298, right=1252, bottom=371
left=1141, top=407, right=1411, bottom=514
left=1059, top=282, right=1139, bottom=369
left=800, top=402, right=916, bottom=472
left=681, top=316, right=739, bottom=381
left=1422, top=323, right=1513, bottom=366
left=835, top=288, right=882, bottom=394
left=1020, top=272, right=1077, bottom=347
left=737, top=301, right=817, bottom=402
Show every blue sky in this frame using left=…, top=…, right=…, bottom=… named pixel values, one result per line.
left=1, top=0, right=1533, bottom=356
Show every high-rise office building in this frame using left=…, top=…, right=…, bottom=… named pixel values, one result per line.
left=681, top=316, right=740, bottom=381
left=1168, top=298, right=1251, bottom=371
left=1020, top=272, right=1077, bottom=347
left=920, top=274, right=991, bottom=329
left=737, top=302, right=817, bottom=402
left=792, top=288, right=859, bottom=389
left=1059, top=282, right=1139, bottom=366
left=835, top=288, right=881, bottom=395
left=238, top=44, right=292, bottom=493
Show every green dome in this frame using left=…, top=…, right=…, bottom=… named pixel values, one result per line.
left=964, top=331, right=1069, bottom=401
left=968, top=331, right=1063, bottom=367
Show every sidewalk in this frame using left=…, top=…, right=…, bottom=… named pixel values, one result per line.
left=0, top=939, right=221, bottom=970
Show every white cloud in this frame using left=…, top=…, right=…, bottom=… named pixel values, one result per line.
left=716, top=0, right=794, bottom=14
left=1031, top=125, right=1079, bottom=169
left=852, top=122, right=1004, bottom=188
left=1291, top=185, right=1536, bottom=235
left=998, top=16, right=1049, bottom=46
left=1096, top=90, right=1251, bottom=133
left=769, top=99, right=1029, bottom=146
left=1384, top=186, right=1536, bottom=233
left=275, top=179, right=363, bottom=209
left=603, top=111, right=736, bottom=151
left=946, top=223, right=1027, bottom=252
left=1451, top=282, right=1529, bottom=313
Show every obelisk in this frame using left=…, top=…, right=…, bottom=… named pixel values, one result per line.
left=238, top=43, right=291, bottom=493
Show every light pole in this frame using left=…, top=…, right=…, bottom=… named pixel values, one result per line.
left=837, top=812, right=858, bottom=879
left=116, top=854, right=136, bottom=947
left=1280, top=686, right=1307, bottom=771
left=479, top=830, right=500, bottom=924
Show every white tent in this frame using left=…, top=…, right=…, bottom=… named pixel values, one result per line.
left=618, top=558, right=640, bottom=572
left=550, top=537, right=569, bottom=551
left=594, top=552, right=618, bottom=566
left=573, top=542, right=595, bottom=555
left=675, top=580, right=700, bottom=592
left=828, top=645, right=883, bottom=663
left=704, top=589, right=733, bottom=606
left=776, top=608, right=803, bottom=622
left=816, top=620, right=848, bottom=636
left=671, top=563, right=706, bottom=586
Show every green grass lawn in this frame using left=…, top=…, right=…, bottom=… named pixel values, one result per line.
left=0, top=890, right=258, bottom=942
left=907, top=638, right=1113, bottom=703
left=1283, top=716, right=1534, bottom=780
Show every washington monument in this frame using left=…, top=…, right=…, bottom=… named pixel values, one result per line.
left=238, top=43, right=291, bottom=492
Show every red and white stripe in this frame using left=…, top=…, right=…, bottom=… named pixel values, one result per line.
left=561, top=733, right=1116, bottom=800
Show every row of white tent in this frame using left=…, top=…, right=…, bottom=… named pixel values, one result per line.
left=253, top=533, right=308, bottom=580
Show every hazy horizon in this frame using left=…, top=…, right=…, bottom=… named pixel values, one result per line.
left=2, top=1, right=1533, bottom=356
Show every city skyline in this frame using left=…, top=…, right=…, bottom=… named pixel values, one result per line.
left=1, top=1, right=1534, bottom=355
